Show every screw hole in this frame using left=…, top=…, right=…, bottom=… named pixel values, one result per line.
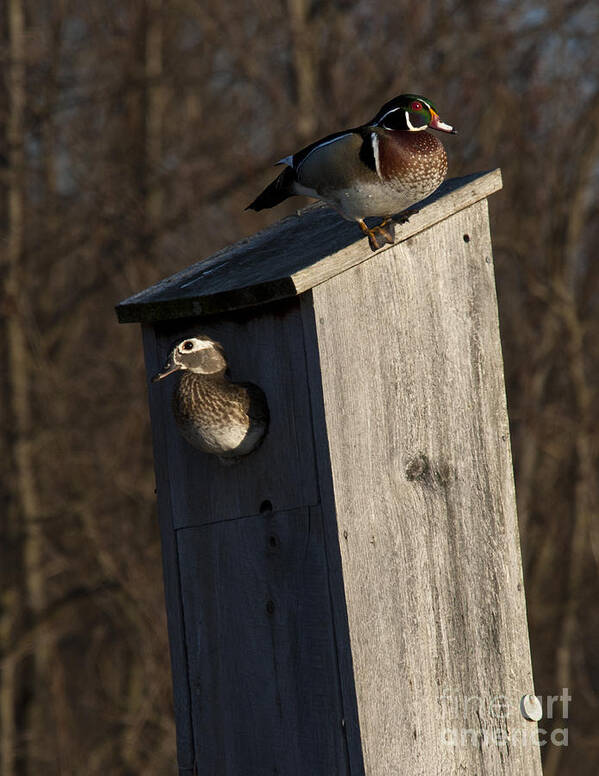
left=260, top=499, right=272, bottom=514
left=268, top=535, right=278, bottom=548
left=463, top=234, right=470, bottom=243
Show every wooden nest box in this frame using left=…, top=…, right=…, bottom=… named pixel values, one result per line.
left=116, top=169, right=543, bottom=776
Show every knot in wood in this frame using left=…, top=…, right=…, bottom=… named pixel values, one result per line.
left=405, top=453, right=453, bottom=489
left=405, top=453, right=430, bottom=482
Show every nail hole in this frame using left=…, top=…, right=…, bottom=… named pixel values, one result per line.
left=268, top=535, right=278, bottom=548
left=463, top=234, right=470, bottom=243
left=266, top=600, right=275, bottom=614
left=260, top=499, right=272, bottom=514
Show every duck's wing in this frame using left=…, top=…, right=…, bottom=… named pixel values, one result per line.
left=237, top=382, right=270, bottom=426
left=293, top=128, right=378, bottom=194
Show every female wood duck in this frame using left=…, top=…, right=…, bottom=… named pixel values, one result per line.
left=247, top=94, right=456, bottom=251
left=152, top=336, right=269, bottom=460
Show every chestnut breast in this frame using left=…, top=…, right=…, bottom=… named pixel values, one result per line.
left=376, top=130, right=448, bottom=201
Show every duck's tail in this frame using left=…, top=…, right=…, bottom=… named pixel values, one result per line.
left=246, top=166, right=296, bottom=211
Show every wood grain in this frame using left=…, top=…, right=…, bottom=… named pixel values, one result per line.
left=176, top=505, right=349, bottom=775
left=305, top=200, right=543, bottom=775
left=116, top=169, right=502, bottom=323
left=142, top=324, right=196, bottom=774
left=142, top=302, right=355, bottom=774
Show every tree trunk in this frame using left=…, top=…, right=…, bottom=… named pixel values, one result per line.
left=4, top=0, right=46, bottom=771
left=287, top=0, right=318, bottom=140
left=145, top=0, right=165, bottom=229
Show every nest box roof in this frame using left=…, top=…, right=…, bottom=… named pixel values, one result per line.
left=116, top=169, right=502, bottom=324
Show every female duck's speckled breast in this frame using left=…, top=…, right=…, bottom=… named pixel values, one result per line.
left=173, top=371, right=267, bottom=457
left=173, top=372, right=251, bottom=455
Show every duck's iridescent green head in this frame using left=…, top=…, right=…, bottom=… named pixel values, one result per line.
left=372, top=94, right=457, bottom=134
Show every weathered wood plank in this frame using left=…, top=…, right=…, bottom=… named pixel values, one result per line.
left=300, top=303, right=368, bottom=776
left=305, top=200, right=542, bottom=775
left=142, top=303, right=355, bottom=775
left=116, top=169, right=502, bottom=323
left=144, top=299, right=318, bottom=527
left=136, top=173, right=538, bottom=775
left=142, top=324, right=196, bottom=774
left=176, top=505, right=349, bottom=775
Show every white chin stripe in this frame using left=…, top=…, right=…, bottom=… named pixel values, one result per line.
left=405, top=111, right=427, bottom=131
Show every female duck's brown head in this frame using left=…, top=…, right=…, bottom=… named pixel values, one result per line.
left=152, top=336, right=227, bottom=382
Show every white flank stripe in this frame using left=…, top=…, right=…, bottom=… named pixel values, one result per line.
left=371, top=132, right=382, bottom=179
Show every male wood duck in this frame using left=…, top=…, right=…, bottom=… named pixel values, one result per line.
left=152, top=336, right=269, bottom=460
left=247, top=94, right=456, bottom=250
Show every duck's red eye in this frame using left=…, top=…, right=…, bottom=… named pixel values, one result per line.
left=411, top=101, right=423, bottom=111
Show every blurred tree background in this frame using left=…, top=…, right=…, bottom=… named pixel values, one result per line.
left=1, top=0, right=598, bottom=773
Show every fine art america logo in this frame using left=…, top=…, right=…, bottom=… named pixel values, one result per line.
left=439, top=688, right=570, bottom=748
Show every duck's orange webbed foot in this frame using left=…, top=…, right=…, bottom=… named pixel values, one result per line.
left=358, top=218, right=396, bottom=252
